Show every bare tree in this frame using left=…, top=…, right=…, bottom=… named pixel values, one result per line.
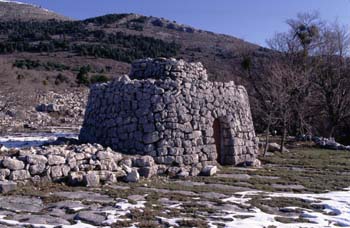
left=242, top=53, right=304, bottom=153
left=311, top=22, right=350, bottom=137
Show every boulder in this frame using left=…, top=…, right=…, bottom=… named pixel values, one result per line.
left=26, top=155, right=48, bottom=165
left=132, top=156, right=155, bottom=167
left=201, top=165, right=217, bottom=176
left=261, top=142, right=289, bottom=153
left=2, top=158, right=25, bottom=171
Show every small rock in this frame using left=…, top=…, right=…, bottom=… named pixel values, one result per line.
left=119, top=158, right=132, bottom=167
left=68, top=172, right=85, bottom=185
left=50, top=166, right=63, bottom=179
left=177, top=170, right=189, bottom=178
left=201, top=165, right=217, bottom=176
left=84, top=171, right=100, bottom=187
left=138, top=166, right=158, bottom=178
left=29, top=163, right=46, bottom=175
left=167, top=167, right=181, bottom=177
left=0, top=181, right=17, bottom=193
left=98, top=171, right=117, bottom=183
left=9, top=170, right=31, bottom=181
left=125, top=169, right=140, bottom=183
left=75, top=211, right=106, bottom=226
left=96, top=151, right=122, bottom=162
left=252, top=159, right=261, bottom=168
left=0, top=169, right=10, bottom=180
left=48, top=155, right=66, bottom=165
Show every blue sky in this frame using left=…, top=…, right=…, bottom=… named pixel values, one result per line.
left=17, top=0, right=350, bottom=46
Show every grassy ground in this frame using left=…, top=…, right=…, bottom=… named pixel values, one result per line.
left=4, top=147, right=349, bottom=227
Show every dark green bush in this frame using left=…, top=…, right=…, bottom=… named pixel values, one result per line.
left=90, top=75, right=110, bottom=84
left=76, top=67, right=90, bottom=85
left=55, top=73, right=69, bottom=85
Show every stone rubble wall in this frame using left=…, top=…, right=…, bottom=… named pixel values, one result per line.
left=80, top=58, right=259, bottom=176
left=0, top=144, right=157, bottom=189
left=130, top=58, right=208, bottom=81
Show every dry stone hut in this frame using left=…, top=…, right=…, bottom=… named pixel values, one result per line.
left=80, top=58, right=259, bottom=175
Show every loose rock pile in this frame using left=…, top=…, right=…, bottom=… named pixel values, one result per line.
left=0, top=143, right=160, bottom=192
left=0, top=90, right=88, bottom=131
left=314, top=137, right=350, bottom=150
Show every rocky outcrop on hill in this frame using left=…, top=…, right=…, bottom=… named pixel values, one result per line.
left=0, top=1, right=70, bottom=21
left=0, top=90, right=88, bottom=131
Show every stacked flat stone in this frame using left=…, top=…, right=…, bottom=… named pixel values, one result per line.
left=0, top=144, right=157, bottom=189
left=80, top=58, right=259, bottom=176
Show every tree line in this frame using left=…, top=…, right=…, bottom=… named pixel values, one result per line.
left=242, top=12, right=350, bottom=151
left=0, top=19, right=180, bottom=63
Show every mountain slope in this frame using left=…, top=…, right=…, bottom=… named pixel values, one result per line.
left=0, top=0, right=70, bottom=21
left=0, top=12, right=268, bottom=131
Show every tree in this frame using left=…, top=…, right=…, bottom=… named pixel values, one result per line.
left=311, top=22, right=350, bottom=137
left=265, top=12, right=350, bottom=139
left=242, top=53, right=302, bottom=153
left=76, top=66, right=90, bottom=86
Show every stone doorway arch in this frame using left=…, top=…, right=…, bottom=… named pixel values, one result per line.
left=213, top=117, right=234, bottom=165
left=213, top=119, right=222, bottom=164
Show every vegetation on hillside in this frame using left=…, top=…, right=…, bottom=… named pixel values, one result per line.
left=0, top=19, right=180, bottom=63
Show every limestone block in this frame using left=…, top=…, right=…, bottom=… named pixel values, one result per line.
left=2, top=158, right=25, bottom=171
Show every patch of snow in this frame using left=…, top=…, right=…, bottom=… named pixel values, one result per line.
left=0, top=132, right=78, bottom=148
left=157, top=216, right=197, bottom=227
left=103, top=198, right=146, bottom=225
left=215, top=188, right=350, bottom=228
left=61, top=221, right=100, bottom=228
left=70, top=207, right=85, bottom=212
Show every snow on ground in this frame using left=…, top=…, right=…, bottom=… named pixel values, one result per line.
left=103, top=198, right=146, bottom=225
left=212, top=188, right=350, bottom=228
left=0, top=132, right=78, bottom=148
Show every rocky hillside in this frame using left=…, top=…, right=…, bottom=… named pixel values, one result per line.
left=0, top=5, right=267, bottom=132
left=0, top=0, right=69, bottom=21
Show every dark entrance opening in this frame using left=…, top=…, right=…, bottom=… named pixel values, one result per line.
left=213, top=119, right=222, bottom=164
